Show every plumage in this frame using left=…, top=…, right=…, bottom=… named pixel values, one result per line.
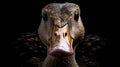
left=14, top=33, right=105, bottom=67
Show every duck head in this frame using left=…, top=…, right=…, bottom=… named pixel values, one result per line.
left=38, top=3, right=85, bottom=57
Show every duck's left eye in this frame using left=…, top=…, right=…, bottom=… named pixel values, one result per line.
left=43, top=14, right=48, bottom=21
left=74, top=11, right=79, bottom=21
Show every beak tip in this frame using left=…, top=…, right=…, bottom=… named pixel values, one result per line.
left=49, top=48, right=73, bottom=57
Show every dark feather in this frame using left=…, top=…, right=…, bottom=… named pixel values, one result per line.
left=13, top=32, right=106, bottom=67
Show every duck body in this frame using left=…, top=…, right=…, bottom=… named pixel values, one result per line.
left=14, top=33, right=105, bottom=67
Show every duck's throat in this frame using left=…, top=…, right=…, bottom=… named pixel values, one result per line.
left=42, top=55, right=79, bottom=67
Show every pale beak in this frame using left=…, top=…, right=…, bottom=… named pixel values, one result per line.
left=49, top=24, right=73, bottom=57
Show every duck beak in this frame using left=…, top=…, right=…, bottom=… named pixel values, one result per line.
left=49, top=24, right=73, bottom=57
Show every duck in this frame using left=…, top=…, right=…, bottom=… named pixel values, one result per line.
left=38, top=3, right=85, bottom=67
left=13, top=3, right=105, bottom=67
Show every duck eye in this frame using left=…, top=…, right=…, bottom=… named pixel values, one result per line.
left=74, top=11, right=79, bottom=21
left=43, top=14, right=48, bottom=21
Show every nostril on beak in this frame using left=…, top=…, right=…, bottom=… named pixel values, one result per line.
left=63, top=32, right=67, bottom=37
left=54, top=33, right=57, bottom=36
left=65, top=32, right=67, bottom=37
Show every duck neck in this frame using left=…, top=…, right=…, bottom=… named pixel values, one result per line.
left=42, top=54, right=79, bottom=67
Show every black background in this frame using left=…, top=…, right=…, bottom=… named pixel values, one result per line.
left=4, top=0, right=118, bottom=67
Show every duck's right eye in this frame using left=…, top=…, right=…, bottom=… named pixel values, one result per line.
left=74, top=11, right=79, bottom=21
left=43, top=14, right=48, bottom=21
